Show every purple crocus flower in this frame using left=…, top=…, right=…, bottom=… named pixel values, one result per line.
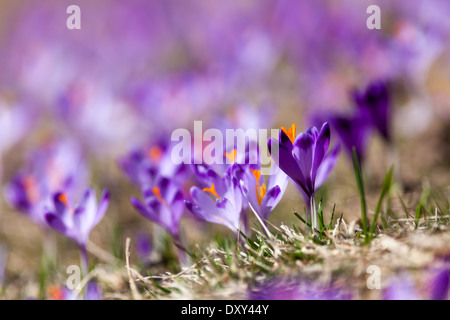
left=45, top=188, right=109, bottom=247
left=430, top=267, right=450, bottom=300
left=230, top=147, right=288, bottom=222
left=118, top=140, right=189, bottom=189
left=4, top=139, right=88, bottom=227
left=268, top=123, right=340, bottom=230
left=329, top=112, right=371, bottom=164
left=130, top=177, right=185, bottom=241
left=353, top=80, right=391, bottom=142
left=44, top=188, right=110, bottom=276
left=248, top=278, right=351, bottom=300
left=185, top=165, right=245, bottom=235
left=383, top=276, right=420, bottom=300
left=135, top=231, right=153, bottom=265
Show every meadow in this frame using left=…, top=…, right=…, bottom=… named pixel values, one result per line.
left=0, top=0, right=449, bottom=300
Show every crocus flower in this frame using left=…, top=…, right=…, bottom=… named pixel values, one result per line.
left=44, top=188, right=110, bottom=276
left=353, top=81, right=391, bottom=142
left=268, top=123, right=340, bottom=230
left=47, top=281, right=102, bottom=300
left=4, top=139, right=88, bottom=227
left=231, top=147, right=288, bottom=221
left=185, top=165, right=245, bottom=235
left=383, top=276, right=420, bottom=300
left=130, top=177, right=185, bottom=241
left=118, top=140, right=189, bottom=189
left=329, top=112, right=371, bottom=164
left=430, top=267, right=450, bottom=300
left=248, top=278, right=351, bottom=300
left=135, top=231, right=153, bottom=265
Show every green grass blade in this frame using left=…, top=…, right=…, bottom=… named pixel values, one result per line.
left=352, top=147, right=368, bottom=243
left=369, top=166, right=394, bottom=237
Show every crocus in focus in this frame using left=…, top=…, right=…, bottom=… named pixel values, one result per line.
left=185, top=165, right=245, bottom=235
left=268, top=123, right=340, bottom=231
left=231, top=147, right=288, bottom=222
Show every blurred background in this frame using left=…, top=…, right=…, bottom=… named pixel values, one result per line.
left=0, top=0, right=449, bottom=299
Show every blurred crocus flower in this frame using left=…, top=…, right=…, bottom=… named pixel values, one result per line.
left=47, top=281, right=102, bottom=300
left=329, top=112, right=371, bottom=164
left=85, top=281, right=103, bottom=301
left=353, top=81, right=391, bottom=142
left=248, top=278, right=351, bottom=300
left=135, top=231, right=153, bottom=265
left=186, top=165, right=245, bottom=235
left=0, top=97, right=35, bottom=157
left=44, top=188, right=109, bottom=279
left=268, top=123, right=340, bottom=230
left=430, top=267, right=450, bottom=300
left=118, top=140, right=189, bottom=189
left=4, top=139, right=88, bottom=227
left=383, top=275, right=420, bottom=300
left=131, top=177, right=185, bottom=241
left=45, top=188, right=109, bottom=248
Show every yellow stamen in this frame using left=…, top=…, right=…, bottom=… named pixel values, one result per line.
left=255, top=183, right=267, bottom=206
left=203, top=183, right=220, bottom=199
left=224, top=149, right=237, bottom=163
left=152, top=187, right=168, bottom=206
left=281, top=123, right=296, bottom=144
left=148, top=146, right=163, bottom=162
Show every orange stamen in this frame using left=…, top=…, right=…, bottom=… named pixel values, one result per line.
left=281, top=123, right=296, bottom=144
left=23, top=176, right=40, bottom=203
left=58, top=193, right=68, bottom=207
left=255, top=184, right=267, bottom=206
left=250, top=169, right=267, bottom=206
left=152, top=187, right=168, bottom=206
left=148, top=146, right=163, bottom=162
left=203, top=183, right=220, bottom=199
left=224, top=149, right=237, bottom=163
left=48, top=285, right=65, bottom=300
left=250, top=169, right=262, bottom=185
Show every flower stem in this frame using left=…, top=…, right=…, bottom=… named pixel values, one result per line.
left=79, top=245, right=89, bottom=279
left=310, top=194, right=318, bottom=233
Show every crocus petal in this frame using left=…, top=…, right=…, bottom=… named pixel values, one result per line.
left=75, top=188, right=97, bottom=235
left=314, top=145, right=341, bottom=190
left=292, top=132, right=315, bottom=193
left=259, top=185, right=282, bottom=220
left=130, top=197, right=153, bottom=220
left=269, top=137, right=308, bottom=195
left=190, top=186, right=217, bottom=214
left=53, top=192, right=69, bottom=216
left=94, top=189, right=110, bottom=226
left=45, top=212, right=68, bottom=235
left=312, top=122, right=330, bottom=177
left=215, top=197, right=240, bottom=232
